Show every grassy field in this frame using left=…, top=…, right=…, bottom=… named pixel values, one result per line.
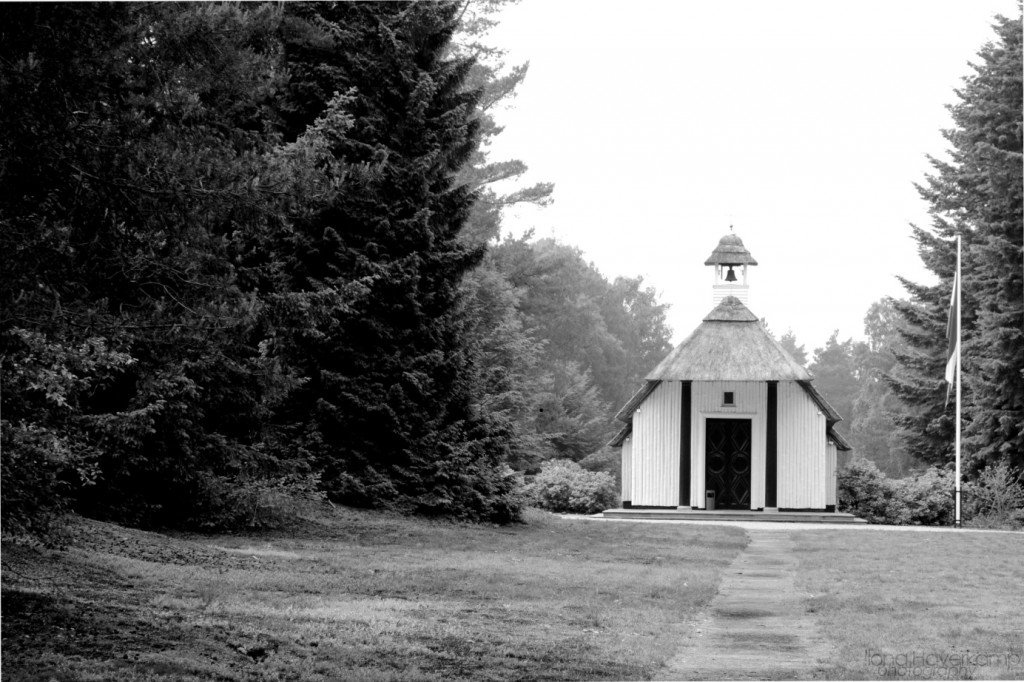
left=1, top=507, right=746, bottom=681
left=793, top=529, right=1024, bottom=680
left=5, top=510, right=1023, bottom=681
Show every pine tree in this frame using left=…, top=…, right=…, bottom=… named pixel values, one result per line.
left=457, top=257, right=547, bottom=471
left=446, top=0, right=556, bottom=473
left=0, top=3, right=297, bottom=530
left=888, top=11, right=1022, bottom=471
left=448, top=0, right=553, bottom=247
left=271, top=2, right=521, bottom=520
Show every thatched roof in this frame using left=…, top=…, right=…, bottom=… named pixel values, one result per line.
left=704, top=233, right=758, bottom=265
left=610, top=297, right=847, bottom=452
left=646, top=297, right=810, bottom=382
left=703, top=296, right=759, bottom=322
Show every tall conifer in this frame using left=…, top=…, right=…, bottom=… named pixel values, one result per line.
left=889, top=12, right=1022, bottom=471
left=272, top=3, right=520, bottom=520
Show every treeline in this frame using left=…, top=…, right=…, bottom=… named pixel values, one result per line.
left=777, top=301, right=919, bottom=477
left=786, top=11, right=1022, bottom=491
left=0, top=2, right=672, bottom=537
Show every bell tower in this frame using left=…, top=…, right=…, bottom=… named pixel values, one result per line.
left=704, top=230, right=757, bottom=305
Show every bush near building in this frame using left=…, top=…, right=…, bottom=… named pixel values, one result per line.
left=837, top=458, right=1024, bottom=528
left=526, top=459, right=618, bottom=514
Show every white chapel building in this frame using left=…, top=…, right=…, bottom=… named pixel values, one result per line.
left=609, top=233, right=851, bottom=512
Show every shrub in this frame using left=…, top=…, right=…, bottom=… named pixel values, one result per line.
left=893, top=467, right=954, bottom=525
left=190, top=472, right=328, bottom=531
left=1, top=421, right=76, bottom=543
left=963, top=463, right=1024, bottom=529
left=578, top=447, right=621, bottom=487
left=837, top=458, right=909, bottom=524
left=838, top=458, right=1024, bottom=527
left=525, top=459, right=617, bottom=514
left=1, top=328, right=131, bottom=543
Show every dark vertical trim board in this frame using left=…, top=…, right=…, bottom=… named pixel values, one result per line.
left=680, top=381, right=691, bottom=506
left=766, top=381, right=778, bottom=508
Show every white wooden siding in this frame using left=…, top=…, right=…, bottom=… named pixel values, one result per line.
left=712, top=283, right=750, bottom=305
left=621, top=436, right=633, bottom=503
left=690, top=381, right=766, bottom=509
left=826, top=440, right=837, bottom=507
left=630, top=381, right=681, bottom=506
left=777, top=381, right=826, bottom=509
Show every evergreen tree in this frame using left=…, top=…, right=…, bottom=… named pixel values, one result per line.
left=447, top=0, right=556, bottom=472
left=270, top=2, right=521, bottom=521
left=0, top=3, right=292, bottom=529
left=0, top=0, right=675, bottom=534
left=534, top=360, right=610, bottom=462
left=888, top=11, right=1023, bottom=471
left=448, top=0, right=553, bottom=247
left=457, top=256, right=547, bottom=471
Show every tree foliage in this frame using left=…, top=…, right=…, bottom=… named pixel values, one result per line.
left=490, top=235, right=673, bottom=465
left=779, top=329, right=808, bottom=367
left=1, top=3, right=287, bottom=528
left=1, top=1, right=672, bottom=537
left=809, top=331, right=860, bottom=439
left=888, top=11, right=1023, bottom=472
left=448, top=0, right=553, bottom=247
left=845, top=300, right=915, bottom=476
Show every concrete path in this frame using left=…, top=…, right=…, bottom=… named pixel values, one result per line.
left=570, top=516, right=1017, bottom=679
left=658, top=529, right=834, bottom=680
left=580, top=515, right=1020, bottom=533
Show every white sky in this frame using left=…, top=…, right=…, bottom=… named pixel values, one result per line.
left=484, top=0, right=1019, bottom=352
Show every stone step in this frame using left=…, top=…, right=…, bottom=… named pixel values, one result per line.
left=601, top=508, right=866, bottom=524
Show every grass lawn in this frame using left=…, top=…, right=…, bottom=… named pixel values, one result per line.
left=793, top=528, right=1024, bottom=680
left=1, top=507, right=746, bottom=681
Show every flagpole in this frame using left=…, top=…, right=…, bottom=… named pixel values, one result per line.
left=955, top=234, right=962, bottom=529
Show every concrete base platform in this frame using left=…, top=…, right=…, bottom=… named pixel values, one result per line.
left=602, top=508, right=866, bottom=524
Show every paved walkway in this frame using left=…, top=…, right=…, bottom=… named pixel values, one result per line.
left=574, top=516, right=1016, bottom=679
left=582, top=515, right=1020, bottom=533
left=658, top=528, right=833, bottom=680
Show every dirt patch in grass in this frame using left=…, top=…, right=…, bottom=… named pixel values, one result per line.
left=3, top=508, right=747, bottom=681
left=793, top=529, right=1024, bottom=680
left=716, top=607, right=774, bottom=619
left=721, top=631, right=802, bottom=648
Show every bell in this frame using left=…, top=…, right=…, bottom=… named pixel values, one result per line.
left=725, top=266, right=737, bottom=282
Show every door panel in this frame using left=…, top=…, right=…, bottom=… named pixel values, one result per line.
left=705, top=419, right=752, bottom=509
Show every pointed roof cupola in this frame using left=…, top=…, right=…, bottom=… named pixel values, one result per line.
left=705, top=230, right=757, bottom=305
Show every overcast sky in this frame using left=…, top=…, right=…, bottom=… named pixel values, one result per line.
left=484, top=0, right=1019, bottom=352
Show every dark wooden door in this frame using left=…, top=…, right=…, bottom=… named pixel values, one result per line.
left=705, top=419, right=752, bottom=510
